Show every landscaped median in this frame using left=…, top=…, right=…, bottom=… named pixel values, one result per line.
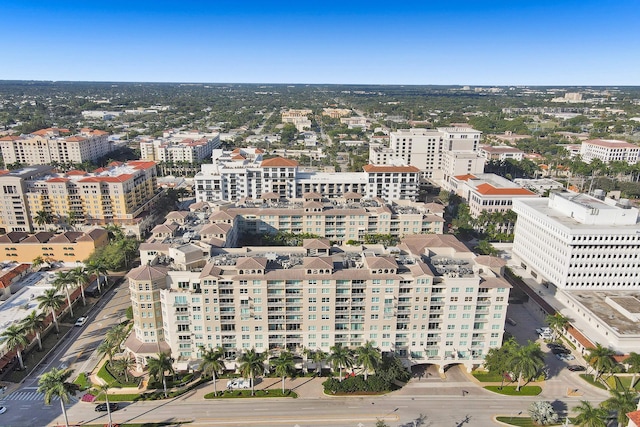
left=485, top=385, right=542, bottom=396
left=495, top=416, right=571, bottom=426
left=204, top=389, right=297, bottom=398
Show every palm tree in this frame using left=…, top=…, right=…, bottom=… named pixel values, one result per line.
left=86, top=261, right=108, bottom=293
left=271, top=351, right=295, bottom=393
left=328, top=343, right=354, bottom=382
left=21, top=310, right=46, bottom=351
left=510, top=341, right=545, bottom=391
left=113, top=355, right=135, bottom=383
left=70, top=266, right=88, bottom=306
left=302, top=347, right=313, bottom=374
left=546, top=312, right=570, bottom=342
left=96, top=383, right=114, bottom=427
left=312, top=349, right=327, bottom=376
left=105, top=323, right=128, bottom=350
left=200, top=346, right=225, bottom=397
left=37, top=288, right=65, bottom=333
left=355, top=341, right=381, bottom=381
left=572, top=400, right=607, bottom=427
left=624, top=351, right=640, bottom=389
left=601, top=388, right=637, bottom=427
left=53, top=271, right=76, bottom=317
left=147, top=352, right=174, bottom=398
left=34, top=210, right=53, bottom=228
left=0, top=324, right=29, bottom=370
left=32, top=256, right=45, bottom=272
left=586, top=343, right=616, bottom=381
left=238, top=348, right=266, bottom=396
left=98, top=340, right=117, bottom=368
left=38, top=368, right=79, bottom=427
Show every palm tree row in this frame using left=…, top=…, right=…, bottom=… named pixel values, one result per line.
left=573, top=387, right=638, bottom=427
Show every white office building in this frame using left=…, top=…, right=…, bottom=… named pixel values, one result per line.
left=580, top=139, right=640, bottom=165
left=512, top=191, right=640, bottom=290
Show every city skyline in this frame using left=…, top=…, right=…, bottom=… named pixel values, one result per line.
left=2, top=0, right=639, bottom=85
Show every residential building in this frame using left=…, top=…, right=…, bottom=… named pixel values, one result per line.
left=0, top=229, right=108, bottom=264
left=282, top=109, right=312, bottom=132
left=194, top=153, right=420, bottom=203
left=322, top=108, right=351, bottom=118
left=479, top=145, right=525, bottom=162
left=0, top=128, right=114, bottom=165
left=124, top=234, right=511, bottom=372
left=448, top=174, right=538, bottom=217
left=340, top=117, right=369, bottom=129
left=512, top=191, right=640, bottom=290
left=580, top=139, right=640, bottom=165
left=0, top=161, right=162, bottom=236
left=369, top=127, right=484, bottom=184
left=139, top=130, right=220, bottom=163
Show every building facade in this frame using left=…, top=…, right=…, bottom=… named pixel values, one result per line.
left=139, top=131, right=221, bottom=163
left=125, top=234, right=511, bottom=372
left=513, top=191, right=640, bottom=290
left=580, top=139, right=640, bottom=165
left=0, top=128, right=114, bottom=165
left=0, top=229, right=108, bottom=263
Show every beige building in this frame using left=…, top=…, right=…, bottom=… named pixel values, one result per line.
left=282, top=109, right=313, bottom=132
left=322, top=108, right=351, bottom=119
left=125, top=234, right=511, bottom=372
left=0, top=161, right=162, bottom=236
left=0, top=128, right=114, bottom=165
left=139, top=130, right=221, bottom=163
left=0, top=229, right=108, bottom=264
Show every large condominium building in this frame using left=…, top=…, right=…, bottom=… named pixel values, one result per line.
left=369, top=127, right=485, bottom=184
left=194, top=153, right=420, bottom=203
left=139, top=130, right=221, bottom=163
left=448, top=173, right=538, bottom=217
left=282, top=109, right=312, bottom=132
left=513, top=191, right=640, bottom=290
left=580, top=139, right=640, bottom=164
left=0, top=128, right=114, bottom=166
left=0, top=161, right=162, bottom=236
left=124, top=234, right=511, bottom=372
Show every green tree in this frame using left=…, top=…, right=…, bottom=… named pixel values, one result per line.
left=200, top=346, right=225, bottom=397
left=483, top=337, right=518, bottom=387
left=0, top=324, right=29, bottom=370
left=238, top=348, right=266, bottom=396
left=601, top=388, right=638, bottom=427
left=546, top=312, right=571, bottom=342
left=271, top=351, right=295, bottom=393
left=572, top=400, right=607, bottom=427
left=147, top=352, right=175, bottom=398
left=98, top=340, right=117, bottom=368
left=528, top=401, right=558, bottom=425
left=96, top=383, right=114, bottom=427
left=36, top=288, right=65, bottom=333
left=70, top=266, right=88, bottom=306
left=312, top=349, right=327, bottom=376
left=586, top=343, right=616, bottom=381
left=34, top=210, right=54, bottom=228
left=328, top=343, right=354, bottom=382
left=355, top=341, right=381, bottom=381
left=37, top=368, right=79, bottom=427
left=511, top=341, right=545, bottom=391
left=112, top=355, right=135, bottom=383
left=86, top=261, right=108, bottom=293
left=20, top=310, right=46, bottom=351
left=53, top=271, right=76, bottom=317
left=31, top=256, right=45, bottom=271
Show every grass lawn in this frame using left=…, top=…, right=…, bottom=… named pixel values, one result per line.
left=205, top=389, right=297, bottom=399
left=484, top=385, right=542, bottom=396
left=496, top=417, right=568, bottom=426
left=472, top=371, right=506, bottom=382
left=96, top=359, right=139, bottom=388
left=606, top=375, right=640, bottom=391
left=579, top=374, right=607, bottom=390
left=94, top=392, right=141, bottom=402
left=74, top=372, right=90, bottom=390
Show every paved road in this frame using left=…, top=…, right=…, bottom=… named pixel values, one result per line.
left=0, top=279, right=130, bottom=427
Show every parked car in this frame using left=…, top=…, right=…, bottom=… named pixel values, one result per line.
left=551, top=347, right=570, bottom=355
left=546, top=342, right=563, bottom=349
left=95, top=403, right=119, bottom=412
left=507, top=318, right=517, bottom=326
left=74, top=317, right=88, bottom=327
left=567, top=365, right=586, bottom=372
left=226, top=378, right=251, bottom=389
left=0, top=407, right=6, bottom=415
left=536, top=327, right=552, bottom=335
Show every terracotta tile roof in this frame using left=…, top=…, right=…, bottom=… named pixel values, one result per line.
left=261, top=192, right=280, bottom=200
left=454, top=174, right=477, bottom=181
left=127, top=265, right=168, bottom=281
left=0, top=264, right=30, bottom=289
left=302, top=192, right=323, bottom=199
left=47, top=177, right=70, bottom=183
left=49, top=232, right=84, bottom=243
left=65, top=136, right=87, bottom=142
left=235, top=257, right=268, bottom=270
left=303, top=257, right=334, bottom=270
left=0, top=135, right=20, bottom=141
left=261, top=157, right=299, bottom=167
left=22, top=232, right=55, bottom=243
left=75, top=228, right=108, bottom=242
left=343, top=191, right=362, bottom=199
left=474, top=183, right=536, bottom=196
left=127, top=160, right=157, bottom=170
left=66, top=170, right=88, bottom=176
left=363, top=164, right=420, bottom=173
left=302, top=238, right=331, bottom=249
left=584, top=139, right=638, bottom=149
left=567, top=325, right=594, bottom=349
left=626, top=410, right=640, bottom=426
left=0, top=170, right=10, bottom=175
left=0, top=232, right=29, bottom=243
left=79, top=174, right=134, bottom=183
left=365, top=256, right=398, bottom=270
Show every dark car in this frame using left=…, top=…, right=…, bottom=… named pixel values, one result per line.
left=546, top=342, right=563, bottom=349
left=95, top=403, right=119, bottom=412
left=551, top=347, right=570, bottom=355
left=567, top=365, right=586, bottom=372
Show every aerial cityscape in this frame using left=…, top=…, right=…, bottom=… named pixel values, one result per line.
left=0, top=1, right=640, bottom=427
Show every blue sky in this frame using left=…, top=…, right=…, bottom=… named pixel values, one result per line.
left=1, top=0, right=638, bottom=85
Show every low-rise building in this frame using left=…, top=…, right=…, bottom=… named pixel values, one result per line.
left=479, top=145, right=525, bottom=162
left=580, top=139, right=640, bottom=164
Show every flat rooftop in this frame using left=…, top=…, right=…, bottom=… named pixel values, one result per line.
left=0, top=272, right=54, bottom=330
left=568, top=290, right=640, bottom=335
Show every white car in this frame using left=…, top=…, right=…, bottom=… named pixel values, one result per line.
left=74, top=317, right=88, bottom=327
left=226, top=378, right=251, bottom=389
left=0, top=406, right=6, bottom=414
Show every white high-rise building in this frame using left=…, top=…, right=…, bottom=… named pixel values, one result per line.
left=139, top=131, right=220, bottom=163
left=580, top=139, right=640, bottom=165
left=369, top=127, right=485, bottom=185
left=513, top=191, right=640, bottom=290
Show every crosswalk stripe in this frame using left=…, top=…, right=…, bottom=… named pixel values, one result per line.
left=3, top=391, right=78, bottom=402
